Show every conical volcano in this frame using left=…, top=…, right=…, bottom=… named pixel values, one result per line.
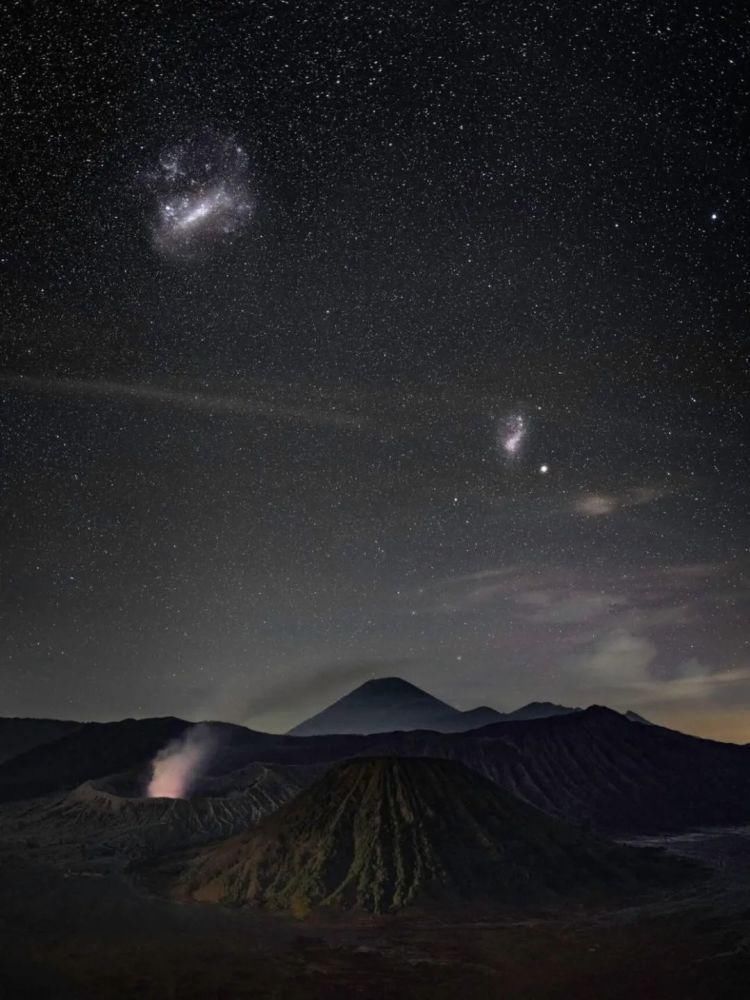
left=179, top=757, right=689, bottom=914
left=287, top=676, right=460, bottom=736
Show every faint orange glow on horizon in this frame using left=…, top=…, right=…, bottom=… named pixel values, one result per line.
left=655, top=708, right=750, bottom=745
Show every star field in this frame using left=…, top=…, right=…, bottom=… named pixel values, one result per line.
left=0, top=1, right=747, bottom=739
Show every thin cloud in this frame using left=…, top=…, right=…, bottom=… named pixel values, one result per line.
left=573, top=486, right=664, bottom=517
left=625, top=664, right=750, bottom=707
left=0, top=373, right=371, bottom=432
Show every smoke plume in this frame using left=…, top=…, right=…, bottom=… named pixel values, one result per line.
left=147, top=723, right=216, bottom=799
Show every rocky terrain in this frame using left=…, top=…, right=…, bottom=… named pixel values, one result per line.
left=0, top=762, right=321, bottom=871
left=0, top=689, right=749, bottom=998
left=178, top=756, right=692, bottom=913
left=3, top=694, right=750, bottom=836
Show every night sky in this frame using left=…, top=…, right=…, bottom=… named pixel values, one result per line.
left=1, top=2, right=747, bottom=740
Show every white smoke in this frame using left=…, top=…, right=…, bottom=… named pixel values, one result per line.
left=147, top=724, right=216, bottom=799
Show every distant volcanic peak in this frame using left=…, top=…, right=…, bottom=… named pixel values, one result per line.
left=508, top=704, right=620, bottom=726
left=180, top=756, right=688, bottom=914
left=580, top=705, right=631, bottom=724
left=624, top=710, right=653, bottom=725
left=499, top=701, right=581, bottom=723
left=517, top=701, right=581, bottom=714
left=345, top=676, right=451, bottom=708
left=460, top=705, right=503, bottom=719
left=288, top=676, right=601, bottom=738
left=287, top=676, right=457, bottom=737
left=357, top=676, right=425, bottom=693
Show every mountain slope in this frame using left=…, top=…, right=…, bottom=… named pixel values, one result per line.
left=288, top=677, right=462, bottom=736
left=0, top=762, right=321, bottom=867
left=4, top=705, right=748, bottom=837
left=624, top=710, right=653, bottom=725
left=0, top=717, right=191, bottom=802
left=287, top=678, right=589, bottom=736
left=0, top=718, right=82, bottom=765
left=403, top=707, right=750, bottom=834
left=504, top=701, right=581, bottom=722
left=0, top=718, right=302, bottom=803
left=179, top=756, right=689, bottom=914
left=447, top=705, right=505, bottom=729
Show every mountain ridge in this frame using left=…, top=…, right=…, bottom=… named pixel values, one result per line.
left=288, top=676, right=601, bottom=736
left=3, top=702, right=748, bottom=836
left=178, top=756, right=692, bottom=914
left=0, top=717, right=83, bottom=765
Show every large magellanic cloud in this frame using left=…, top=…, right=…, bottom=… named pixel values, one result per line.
left=144, top=129, right=256, bottom=259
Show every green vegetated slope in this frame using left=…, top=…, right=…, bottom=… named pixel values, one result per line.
left=180, top=756, right=690, bottom=914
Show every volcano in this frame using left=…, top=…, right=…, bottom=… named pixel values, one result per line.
left=286, top=677, right=595, bottom=736
left=4, top=762, right=322, bottom=868
left=287, top=676, right=510, bottom=735
left=179, top=756, right=690, bottom=914
left=287, top=677, right=461, bottom=735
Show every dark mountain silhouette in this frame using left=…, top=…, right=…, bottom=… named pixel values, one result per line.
left=287, top=676, right=463, bottom=736
left=412, top=703, right=508, bottom=733
left=624, top=710, right=654, bottom=725
left=280, top=707, right=750, bottom=835
left=0, top=718, right=296, bottom=803
left=445, top=705, right=505, bottom=729
left=179, top=756, right=690, bottom=914
left=286, top=677, right=579, bottom=736
left=503, top=701, right=581, bottom=721
left=0, top=714, right=349, bottom=804
left=3, top=704, right=748, bottom=837
left=286, top=677, right=650, bottom=736
left=401, top=706, right=750, bottom=834
left=0, top=717, right=191, bottom=802
left=0, top=718, right=82, bottom=764
left=0, top=684, right=652, bottom=804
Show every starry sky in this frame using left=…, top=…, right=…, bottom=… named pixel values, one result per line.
left=1, top=1, right=748, bottom=740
